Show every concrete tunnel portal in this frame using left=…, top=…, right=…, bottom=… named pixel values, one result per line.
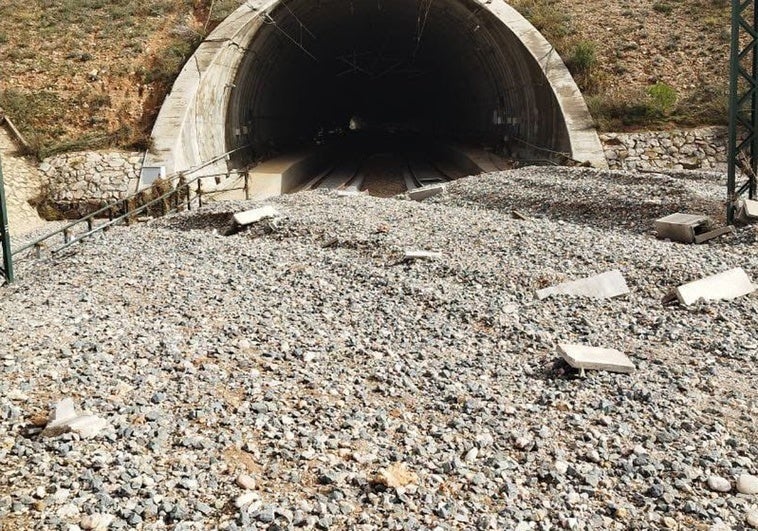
left=144, top=0, right=607, bottom=193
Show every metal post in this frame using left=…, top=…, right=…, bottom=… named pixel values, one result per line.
left=727, top=0, right=758, bottom=223
left=0, top=155, right=14, bottom=284
left=244, top=171, right=250, bottom=200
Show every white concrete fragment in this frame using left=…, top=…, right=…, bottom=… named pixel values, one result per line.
left=232, top=205, right=279, bottom=226
left=673, top=267, right=755, bottom=306
left=408, top=184, right=445, bottom=201
left=744, top=198, right=758, bottom=219
left=402, top=250, right=443, bottom=261
left=737, top=474, right=758, bottom=495
left=42, top=398, right=108, bottom=438
left=654, top=213, right=709, bottom=243
left=536, top=270, right=629, bottom=300
left=558, top=343, right=635, bottom=374
left=335, top=189, right=366, bottom=197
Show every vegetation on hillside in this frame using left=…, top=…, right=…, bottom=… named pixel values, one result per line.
left=0, top=0, right=241, bottom=159
left=511, top=0, right=732, bottom=131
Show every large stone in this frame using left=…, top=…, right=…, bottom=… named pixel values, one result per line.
left=558, top=343, right=635, bottom=375
left=536, top=269, right=629, bottom=300
left=737, top=474, right=758, bottom=495
left=233, top=206, right=280, bottom=227
left=372, top=463, right=418, bottom=488
left=80, top=513, right=114, bottom=531
left=707, top=475, right=731, bottom=493
left=672, top=267, right=755, bottom=306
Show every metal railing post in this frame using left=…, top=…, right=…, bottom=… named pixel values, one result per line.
left=0, top=155, right=14, bottom=284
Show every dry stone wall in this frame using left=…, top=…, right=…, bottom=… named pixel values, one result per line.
left=39, top=151, right=143, bottom=217
left=600, top=127, right=728, bottom=172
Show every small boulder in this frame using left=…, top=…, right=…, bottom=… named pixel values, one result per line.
left=737, top=474, right=758, bottom=495
left=707, top=475, right=731, bottom=493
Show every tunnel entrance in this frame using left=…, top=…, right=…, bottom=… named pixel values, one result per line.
left=229, top=0, right=567, bottom=166
left=145, top=0, right=606, bottom=189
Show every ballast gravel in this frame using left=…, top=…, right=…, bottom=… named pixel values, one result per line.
left=0, top=166, right=756, bottom=530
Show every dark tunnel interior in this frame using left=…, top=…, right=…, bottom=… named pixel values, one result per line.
left=226, top=0, right=570, bottom=164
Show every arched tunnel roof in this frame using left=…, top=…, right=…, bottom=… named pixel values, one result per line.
left=144, top=0, right=606, bottom=180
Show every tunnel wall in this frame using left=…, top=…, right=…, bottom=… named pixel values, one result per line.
left=143, top=0, right=607, bottom=184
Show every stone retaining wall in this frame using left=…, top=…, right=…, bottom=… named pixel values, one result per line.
left=39, top=151, right=143, bottom=217
left=600, top=126, right=728, bottom=172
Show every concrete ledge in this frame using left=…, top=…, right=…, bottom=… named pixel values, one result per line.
left=248, top=148, right=330, bottom=198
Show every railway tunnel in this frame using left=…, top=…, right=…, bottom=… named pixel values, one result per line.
left=143, top=0, right=606, bottom=195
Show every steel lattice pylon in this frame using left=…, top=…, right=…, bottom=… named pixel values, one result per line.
left=728, top=0, right=758, bottom=223
left=0, top=155, right=14, bottom=284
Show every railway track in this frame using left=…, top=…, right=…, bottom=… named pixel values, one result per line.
left=302, top=149, right=455, bottom=196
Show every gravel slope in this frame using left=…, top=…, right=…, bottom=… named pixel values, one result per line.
left=0, top=167, right=756, bottom=530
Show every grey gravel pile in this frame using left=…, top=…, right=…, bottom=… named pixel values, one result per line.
left=0, top=166, right=756, bottom=530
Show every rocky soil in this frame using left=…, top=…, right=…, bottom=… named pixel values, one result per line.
left=0, top=167, right=756, bottom=530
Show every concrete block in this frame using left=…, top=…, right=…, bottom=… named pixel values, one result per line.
left=558, top=343, right=635, bottom=375
left=232, top=205, right=279, bottom=226
left=654, top=213, right=710, bottom=243
left=536, top=270, right=629, bottom=300
left=408, top=184, right=445, bottom=201
left=671, top=267, right=755, bottom=306
left=403, top=250, right=442, bottom=261
left=744, top=199, right=758, bottom=219
left=42, top=397, right=108, bottom=438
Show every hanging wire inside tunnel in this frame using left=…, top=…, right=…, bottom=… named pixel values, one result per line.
left=261, top=11, right=319, bottom=61
left=412, top=0, right=434, bottom=61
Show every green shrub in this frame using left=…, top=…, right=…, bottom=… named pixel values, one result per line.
left=653, top=2, right=674, bottom=14
left=647, top=82, right=677, bottom=115
left=566, top=40, right=597, bottom=75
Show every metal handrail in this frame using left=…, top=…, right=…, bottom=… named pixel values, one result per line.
left=13, top=166, right=250, bottom=260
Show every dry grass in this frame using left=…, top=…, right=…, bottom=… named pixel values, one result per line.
left=0, top=0, right=242, bottom=159
left=510, top=0, right=732, bottom=131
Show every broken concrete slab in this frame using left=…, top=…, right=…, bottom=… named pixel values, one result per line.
left=402, top=250, right=443, bottom=262
left=693, top=226, right=735, bottom=244
left=41, top=397, right=108, bottom=438
left=558, top=343, right=635, bottom=375
left=408, top=184, right=445, bottom=201
left=744, top=198, right=758, bottom=219
left=536, top=269, right=629, bottom=300
left=654, top=213, right=711, bottom=243
left=670, top=267, right=756, bottom=306
left=335, top=189, right=367, bottom=197
left=232, top=205, right=279, bottom=227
